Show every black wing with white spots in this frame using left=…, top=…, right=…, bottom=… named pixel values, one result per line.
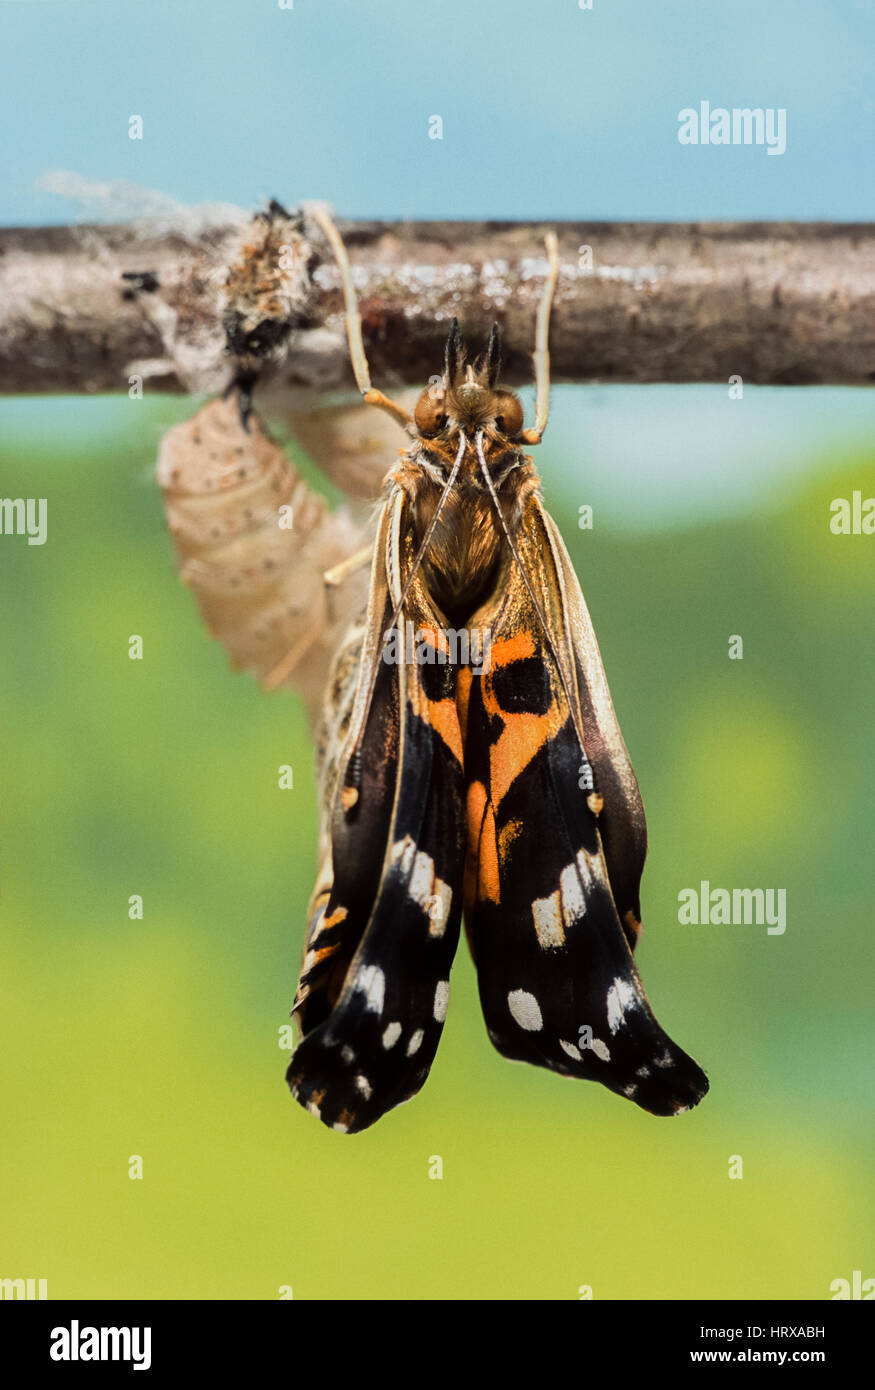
left=287, top=496, right=466, bottom=1133
left=461, top=500, right=709, bottom=1116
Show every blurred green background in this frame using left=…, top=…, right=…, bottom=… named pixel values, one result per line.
left=0, top=388, right=872, bottom=1300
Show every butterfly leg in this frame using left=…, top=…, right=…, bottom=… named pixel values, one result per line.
left=262, top=598, right=327, bottom=691
left=323, top=546, right=374, bottom=588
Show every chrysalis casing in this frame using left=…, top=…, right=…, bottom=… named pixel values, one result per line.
left=157, top=395, right=368, bottom=718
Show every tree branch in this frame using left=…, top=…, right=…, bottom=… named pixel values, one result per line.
left=1, top=218, right=873, bottom=395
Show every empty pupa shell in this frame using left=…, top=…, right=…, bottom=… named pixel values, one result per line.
left=157, top=395, right=370, bottom=716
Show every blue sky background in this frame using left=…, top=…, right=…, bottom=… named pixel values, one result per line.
left=1, top=0, right=873, bottom=518
left=1, top=0, right=873, bottom=225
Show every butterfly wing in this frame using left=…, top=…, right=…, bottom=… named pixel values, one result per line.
left=460, top=494, right=708, bottom=1115
left=287, top=488, right=466, bottom=1132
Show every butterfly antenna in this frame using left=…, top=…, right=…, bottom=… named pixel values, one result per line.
left=308, top=203, right=414, bottom=433
left=521, top=231, right=559, bottom=445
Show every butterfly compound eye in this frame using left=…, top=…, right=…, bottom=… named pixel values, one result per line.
left=492, top=391, right=524, bottom=438
left=414, top=386, right=448, bottom=437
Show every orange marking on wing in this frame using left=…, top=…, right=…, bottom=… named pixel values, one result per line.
left=465, top=779, right=500, bottom=907
left=420, top=624, right=450, bottom=656
left=404, top=638, right=462, bottom=761
left=304, top=944, right=339, bottom=970
left=426, top=696, right=463, bottom=763
left=489, top=632, right=536, bottom=667
left=481, top=628, right=566, bottom=806
left=456, top=667, right=473, bottom=742
left=479, top=802, right=500, bottom=904
left=321, top=906, right=348, bottom=933
left=463, top=780, right=486, bottom=918
left=498, top=818, right=523, bottom=863
left=487, top=706, right=566, bottom=807
left=624, top=909, right=642, bottom=940
left=465, top=780, right=487, bottom=859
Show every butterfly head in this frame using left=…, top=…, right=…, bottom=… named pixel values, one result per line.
left=413, top=319, right=524, bottom=441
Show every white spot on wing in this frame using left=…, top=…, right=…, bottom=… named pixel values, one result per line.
left=532, top=891, right=565, bottom=949
left=427, top=878, right=452, bottom=937
left=559, top=1039, right=582, bottom=1061
left=606, top=976, right=640, bottom=1034
left=590, top=1037, right=611, bottom=1062
left=559, top=861, right=586, bottom=926
left=382, top=1022, right=402, bottom=1050
left=507, top=989, right=543, bottom=1031
left=575, top=849, right=600, bottom=892
left=389, top=834, right=416, bottom=875
left=408, top=848, right=435, bottom=909
left=355, top=964, right=385, bottom=1014
left=392, top=840, right=452, bottom=937
left=354, top=1074, right=372, bottom=1099
left=407, top=1029, right=424, bottom=1056
left=433, top=979, right=449, bottom=1021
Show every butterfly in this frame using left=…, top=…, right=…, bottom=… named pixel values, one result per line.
left=286, top=209, right=709, bottom=1132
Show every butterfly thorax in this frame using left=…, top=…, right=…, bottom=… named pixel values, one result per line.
left=401, top=435, right=537, bottom=624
